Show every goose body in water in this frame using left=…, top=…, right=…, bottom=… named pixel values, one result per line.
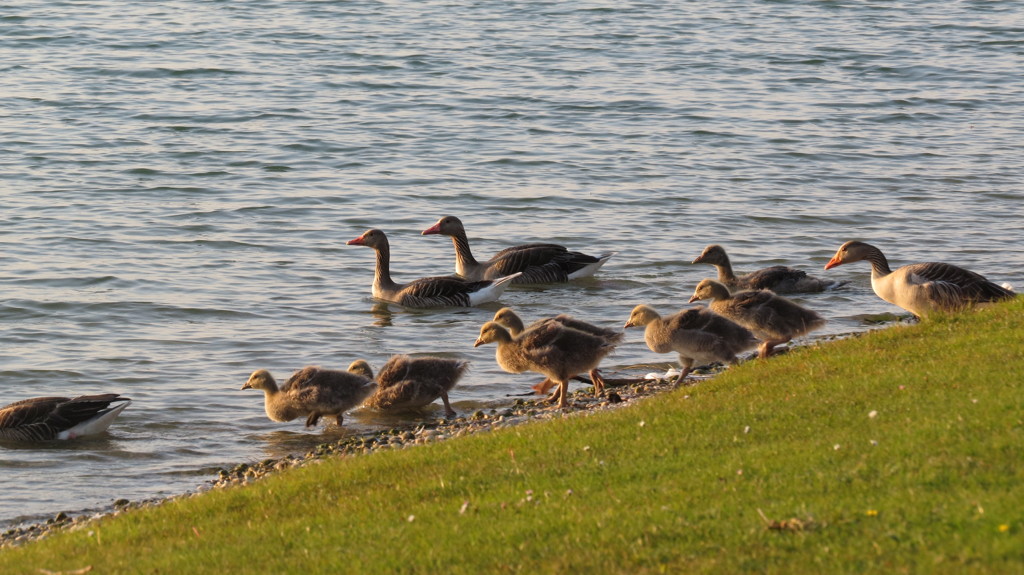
left=0, top=394, right=130, bottom=441
left=422, top=215, right=613, bottom=284
left=693, top=244, right=842, bottom=293
left=347, top=228, right=520, bottom=308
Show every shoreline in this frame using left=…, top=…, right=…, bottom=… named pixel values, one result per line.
left=0, top=364, right=707, bottom=549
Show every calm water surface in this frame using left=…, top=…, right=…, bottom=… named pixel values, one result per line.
left=1, top=0, right=1022, bottom=527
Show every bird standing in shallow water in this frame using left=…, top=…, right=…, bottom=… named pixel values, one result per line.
left=242, top=367, right=375, bottom=428
left=823, top=240, right=1015, bottom=318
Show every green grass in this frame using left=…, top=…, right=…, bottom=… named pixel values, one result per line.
left=3, top=299, right=1023, bottom=574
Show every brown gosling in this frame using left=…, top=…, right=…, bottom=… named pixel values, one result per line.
left=491, top=307, right=624, bottom=397
left=624, top=304, right=758, bottom=384
left=242, top=367, right=375, bottom=427
left=473, top=321, right=616, bottom=409
left=688, top=279, right=826, bottom=358
left=354, top=355, right=469, bottom=418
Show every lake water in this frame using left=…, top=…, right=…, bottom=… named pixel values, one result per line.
left=1, top=0, right=1022, bottom=528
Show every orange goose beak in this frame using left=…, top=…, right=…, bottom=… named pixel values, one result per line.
left=421, top=222, right=442, bottom=235
left=687, top=294, right=700, bottom=303
left=346, top=236, right=366, bottom=246
left=823, top=256, right=842, bottom=270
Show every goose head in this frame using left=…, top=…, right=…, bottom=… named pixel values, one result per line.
left=242, top=369, right=278, bottom=392
left=473, top=321, right=513, bottom=347
left=692, top=244, right=728, bottom=266
left=824, top=240, right=872, bottom=270
left=347, top=229, right=388, bottom=250
left=492, top=307, right=526, bottom=333
left=347, top=360, right=374, bottom=379
left=624, top=304, right=660, bottom=329
left=689, top=279, right=731, bottom=303
left=421, top=215, right=465, bottom=237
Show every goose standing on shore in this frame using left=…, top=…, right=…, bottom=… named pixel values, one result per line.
left=823, top=240, right=1015, bottom=317
left=624, top=305, right=758, bottom=384
left=421, top=215, right=614, bottom=284
left=692, top=244, right=841, bottom=293
left=0, top=394, right=131, bottom=441
left=689, top=279, right=826, bottom=358
left=347, top=229, right=520, bottom=308
left=491, top=307, right=623, bottom=396
left=350, top=356, right=469, bottom=418
left=473, top=321, right=617, bottom=409
left=242, top=367, right=375, bottom=428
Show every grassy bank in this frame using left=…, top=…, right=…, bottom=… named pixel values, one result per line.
left=3, top=299, right=1022, bottom=574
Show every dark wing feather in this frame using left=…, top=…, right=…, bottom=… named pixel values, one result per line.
left=0, top=397, right=69, bottom=429
left=0, top=394, right=128, bottom=441
left=484, top=245, right=572, bottom=277
left=739, top=266, right=805, bottom=290
left=908, top=262, right=1015, bottom=303
left=397, top=276, right=490, bottom=305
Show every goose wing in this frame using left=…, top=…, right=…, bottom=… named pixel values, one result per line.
left=0, top=394, right=128, bottom=441
left=740, top=266, right=805, bottom=290
left=905, top=262, right=1014, bottom=303
left=0, top=397, right=68, bottom=429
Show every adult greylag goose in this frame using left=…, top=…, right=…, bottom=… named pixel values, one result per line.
left=689, top=279, right=826, bottom=358
left=824, top=240, right=1015, bottom=317
left=491, top=307, right=623, bottom=396
left=624, top=305, right=757, bottom=384
left=242, top=367, right=375, bottom=427
left=347, top=229, right=520, bottom=308
left=473, top=321, right=617, bottom=409
left=0, top=394, right=131, bottom=441
left=422, top=215, right=614, bottom=284
left=352, top=356, right=469, bottom=418
left=692, top=244, right=841, bottom=293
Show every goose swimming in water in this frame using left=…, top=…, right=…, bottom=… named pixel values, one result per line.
left=422, top=215, right=613, bottom=284
left=0, top=394, right=131, bottom=441
left=347, top=228, right=520, bottom=308
left=692, top=244, right=842, bottom=293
